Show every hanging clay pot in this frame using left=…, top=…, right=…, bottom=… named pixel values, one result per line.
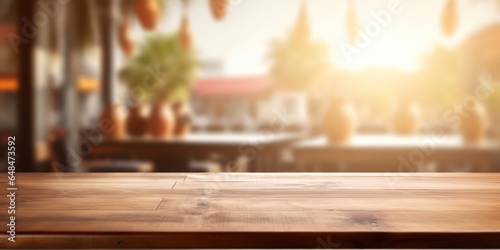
left=441, top=0, right=458, bottom=37
left=100, top=104, right=125, bottom=139
left=135, top=0, right=160, bottom=30
left=126, top=104, right=148, bottom=137
left=210, top=0, right=229, bottom=21
left=459, top=100, right=489, bottom=144
left=293, top=0, right=310, bottom=43
left=179, top=15, right=193, bottom=51
left=148, top=101, right=175, bottom=138
left=346, top=1, right=358, bottom=44
left=322, top=99, right=357, bottom=143
left=119, top=19, right=135, bottom=55
left=172, top=102, right=191, bottom=138
left=393, top=101, right=422, bottom=136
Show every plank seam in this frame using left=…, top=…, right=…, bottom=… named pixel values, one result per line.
left=155, top=198, right=163, bottom=211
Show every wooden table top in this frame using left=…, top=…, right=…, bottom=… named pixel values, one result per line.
left=2, top=173, right=500, bottom=248
left=295, top=134, right=500, bottom=150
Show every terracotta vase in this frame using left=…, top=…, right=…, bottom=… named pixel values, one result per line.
left=100, top=104, right=125, bottom=139
left=393, top=102, right=422, bottom=136
left=441, top=0, right=458, bottom=37
left=126, top=104, right=148, bottom=137
left=210, top=0, right=229, bottom=20
left=346, top=3, right=358, bottom=45
left=322, top=100, right=357, bottom=143
left=179, top=15, right=193, bottom=51
left=135, top=0, right=159, bottom=30
left=459, top=100, right=488, bottom=144
left=148, top=101, right=175, bottom=138
left=172, top=102, right=191, bottom=138
left=118, top=19, right=135, bottom=55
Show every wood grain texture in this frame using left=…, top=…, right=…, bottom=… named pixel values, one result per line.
left=1, top=173, right=500, bottom=249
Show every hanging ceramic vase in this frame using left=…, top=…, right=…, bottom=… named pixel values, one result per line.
left=179, top=15, right=193, bottom=51
left=441, top=0, right=458, bottom=37
left=210, top=0, right=229, bottom=21
left=393, top=101, right=422, bottom=136
left=346, top=0, right=358, bottom=44
left=459, top=100, right=488, bottom=144
left=126, top=104, right=148, bottom=137
left=148, top=101, right=175, bottom=138
left=135, top=0, right=160, bottom=30
left=322, top=99, right=357, bottom=143
left=118, top=18, right=135, bottom=55
left=119, top=1, right=135, bottom=55
left=293, top=0, right=310, bottom=43
left=100, top=104, right=125, bottom=139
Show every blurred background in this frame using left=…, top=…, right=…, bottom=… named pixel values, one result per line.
left=1, top=0, right=499, bottom=173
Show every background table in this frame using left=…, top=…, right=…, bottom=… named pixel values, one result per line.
left=91, top=132, right=302, bottom=172
left=294, top=134, right=500, bottom=172
left=2, top=173, right=500, bottom=248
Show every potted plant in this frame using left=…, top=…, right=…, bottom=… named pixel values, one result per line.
left=267, top=7, right=331, bottom=93
left=119, top=33, right=198, bottom=138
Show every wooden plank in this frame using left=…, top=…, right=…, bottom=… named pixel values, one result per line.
left=184, top=172, right=500, bottom=182
left=4, top=177, right=177, bottom=198
left=11, top=173, right=187, bottom=181
left=5, top=210, right=500, bottom=233
left=155, top=197, right=500, bottom=212
left=159, top=189, right=500, bottom=199
left=173, top=180, right=500, bottom=190
left=185, top=172, right=500, bottom=180
left=29, top=188, right=494, bottom=200
left=16, top=182, right=177, bottom=190
left=4, top=197, right=162, bottom=210
left=11, top=172, right=500, bottom=183
left=14, top=189, right=173, bottom=198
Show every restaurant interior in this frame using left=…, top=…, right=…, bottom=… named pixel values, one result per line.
left=1, top=0, right=499, bottom=174
left=1, top=0, right=500, bottom=248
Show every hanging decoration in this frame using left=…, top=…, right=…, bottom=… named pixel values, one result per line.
left=119, top=1, right=135, bottom=55
left=293, top=0, right=311, bottom=43
left=441, top=0, right=458, bottom=37
left=119, top=19, right=135, bottom=55
left=135, top=0, right=160, bottom=30
left=179, top=0, right=193, bottom=50
left=346, top=0, right=358, bottom=44
left=210, top=0, right=229, bottom=21
left=179, top=17, right=193, bottom=50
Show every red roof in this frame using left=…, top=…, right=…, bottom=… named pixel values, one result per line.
left=195, top=76, right=272, bottom=97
